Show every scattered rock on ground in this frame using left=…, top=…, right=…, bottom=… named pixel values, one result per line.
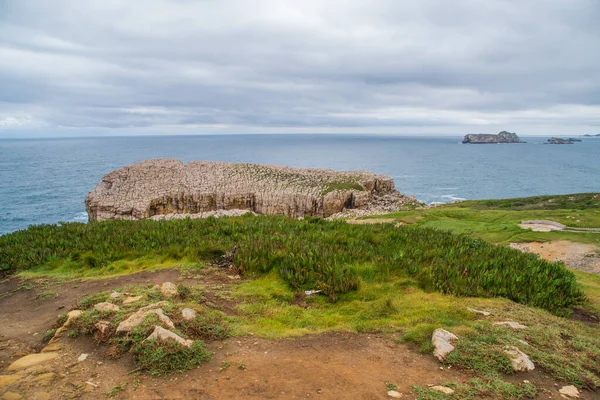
left=559, top=385, right=580, bottom=398
left=123, top=295, right=143, bottom=305
left=1, top=392, right=22, bottom=400
left=467, top=307, right=490, bottom=316
left=116, top=302, right=173, bottom=333
left=7, top=353, right=59, bottom=371
left=110, top=291, right=122, bottom=299
left=432, top=329, right=459, bottom=361
left=94, top=320, right=110, bottom=334
left=0, top=375, right=23, bottom=388
left=504, top=346, right=535, bottom=371
left=94, top=302, right=120, bottom=312
left=431, top=386, right=455, bottom=395
left=160, top=282, right=178, bottom=298
left=143, top=326, right=194, bottom=347
left=494, top=321, right=528, bottom=330
left=181, top=308, right=197, bottom=321
left=387, top=390, right=403, bottom=398
left=32, top=393, right=51, bottom=400
left=77, top=353, right=88, bottom=362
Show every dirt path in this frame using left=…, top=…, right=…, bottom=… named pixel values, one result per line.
left=510, top=241, right=600, bottom=275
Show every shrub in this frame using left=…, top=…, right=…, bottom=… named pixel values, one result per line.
left=133, top=339, right=211, bottom=375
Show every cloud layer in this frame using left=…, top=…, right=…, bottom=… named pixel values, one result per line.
left=1, top=0, right=599, bottom=136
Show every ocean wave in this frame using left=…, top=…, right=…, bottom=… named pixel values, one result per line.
left=440, top=194, right=467, bottom=201
left=72, top=212, right=89, bottom=223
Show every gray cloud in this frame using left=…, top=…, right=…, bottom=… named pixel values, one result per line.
left=1, top=0, right=599, bottom=136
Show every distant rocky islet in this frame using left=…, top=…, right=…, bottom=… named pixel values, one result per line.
left=462, top=131, right=524, bottom=144
left=85, top=159, right=420, bottom=222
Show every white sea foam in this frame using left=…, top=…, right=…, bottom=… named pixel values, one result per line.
left=72, top=212, right=89, bottom=223
left=440, top=194, right=467, bottom=201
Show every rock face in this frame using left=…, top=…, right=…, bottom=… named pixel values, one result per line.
left=545, top=137, right=573, bottom=144
left=462, top=131, right=523, bottom=144
left=85, top=159, right=411, bottom=221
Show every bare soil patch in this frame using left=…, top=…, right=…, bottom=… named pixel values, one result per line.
left=510, top=241, right=600, bottom=275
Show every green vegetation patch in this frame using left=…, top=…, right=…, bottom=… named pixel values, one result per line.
left=0, top=215, right=585, bottom=313
left=322, top=181, right=365, bottom=195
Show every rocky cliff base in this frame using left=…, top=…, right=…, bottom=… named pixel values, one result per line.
left=85, top=159, right=418, bottom=221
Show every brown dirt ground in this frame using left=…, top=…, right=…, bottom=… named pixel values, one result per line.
left=510, top=240, right=600, bottom=275
left=0, top=269, right=596, bottom=399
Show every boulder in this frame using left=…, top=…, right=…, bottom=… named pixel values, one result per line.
left=493, top=321, right=528, bottom=330
left=110, top=291, right=123, bottom=299
left=181, top=308, right=198, bottom=321
left=0, top=375, right=23, bottom=388
left=94, top=320, right=111, bottom=334
left=85, top=159, right=409, bottom=220
left=123, top=295, right=143, bottom=305
left=431, top=386, right=455, bottom=395
left=116, top=303, right=174, bottom=333
left=94, top=302, right=120, bottom=312
left=559, top=385, right=580, bottom=398
left=143, top=326, right=194, bottom=347
left=387, top=390, right=403, bottom=398
left=160, top=282, right=178, bottom=298
left=7, top=353, right=59, bottom=371
left=503, top=346, right=535, bottom=371
left=432, top=329, right=459, bottom=361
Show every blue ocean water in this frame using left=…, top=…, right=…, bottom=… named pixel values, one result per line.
left=1, top=134, right=599, bottom=235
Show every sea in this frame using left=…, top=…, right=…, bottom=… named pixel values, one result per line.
left=1, top=134, right=599, bottom=235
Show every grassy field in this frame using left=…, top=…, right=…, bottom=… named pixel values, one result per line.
left=364, top=193, right=600, bottom=245
left=2, top=192, right=599, bottom=398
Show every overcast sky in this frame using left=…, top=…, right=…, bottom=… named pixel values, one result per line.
left=1, top=0, right=599, bottom=137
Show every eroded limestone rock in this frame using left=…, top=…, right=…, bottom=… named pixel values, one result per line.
left=431, top=386, right=455, bottom=395
left=181, top=308, right=197, bottom=321
left=494, top=321, right=528, bottom=330
left=160, top=282, right=178, bottom=298
left=559, top=385, right=580, bottom=398
left=85, top=159, right=410, bottom=220
left=432, top=329, right=458, bottom=361
left=7, top=353, right=59, bottom=371
left=116, top=302, right=173, bottom=333
left=143, top=326, right=194, bottom=347
left=504, top=346, right=535, bottom=371
left=94, top=302, right=120, bottom=312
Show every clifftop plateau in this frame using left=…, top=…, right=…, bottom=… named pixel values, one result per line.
left=462, top=131, right=523, bottom=144
left=85, top=159, right=416, bottom=221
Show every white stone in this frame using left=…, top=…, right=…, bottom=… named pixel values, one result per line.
left=94, top=302, right=120, bottom=312
left=110, top=292, right=122, bottom=299
left=95, top=321, right=110, bottom=334
left=431, top=386, right=455, bottom=395
left=143, top=326, right=194, bottom=347
left=432, top=329, right=459, bottom=361
left=467, top=307, right=490, bottom=316
left=116, top=303, right=173, bottom=333
left=387, top=390, right=403, bottom=398
left=181, top=308, right=197, bottom=321
left=160, top=282, right=178, bottom=298
left=559, top=385, right=580, bottom=398
left=77, top=354, right=88, bottom=362
left=504, top=346, right=535, bottom=371
left=494, top=321, right=528, bottom=330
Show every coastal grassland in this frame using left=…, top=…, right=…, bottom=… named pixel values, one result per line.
left=0, top=215, right=584, bottom=312
left=363, top=193, right=600, bottom=245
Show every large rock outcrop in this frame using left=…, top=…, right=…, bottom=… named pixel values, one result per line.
left=85, top=159, right=412, bottom=221
left=545, top=137, right=573, bottom=144
left=462, top=131, right=523, bottom=144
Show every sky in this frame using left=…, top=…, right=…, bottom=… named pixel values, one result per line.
left=1, top=0, right=599, bottom=138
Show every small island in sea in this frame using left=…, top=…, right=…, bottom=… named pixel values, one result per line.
left=462, top=130, right=523, bottom=144
left=545, top=137, right=574, bottom=144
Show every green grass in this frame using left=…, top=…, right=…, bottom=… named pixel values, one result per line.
left=322, top=182, right=365, bottom=195
left=0, top=215, right=585, bottom=313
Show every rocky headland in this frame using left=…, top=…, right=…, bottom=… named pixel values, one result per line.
left=462, top=131, right=523, bottom=144
left=85, top=159, right=418, bottom=221
left=545, top=137, right=573, bottom=144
